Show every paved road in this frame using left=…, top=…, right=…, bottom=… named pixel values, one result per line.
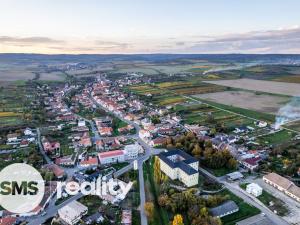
left=138, top=158, right=147, bottom=225
left=37, top=128, right=52, bottom=164
left=29, top=93, right=164, bottom=225
left=198, top=168, right=289, bottom=225
left=91, top=95, right=165, bottom=225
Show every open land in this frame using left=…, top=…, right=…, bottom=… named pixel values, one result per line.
left=193, top=91, right=290, bottom=115
left=204, top=78, right=300, bottom=96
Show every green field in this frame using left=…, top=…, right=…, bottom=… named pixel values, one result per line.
left=258, top=130, right=296, bottom=145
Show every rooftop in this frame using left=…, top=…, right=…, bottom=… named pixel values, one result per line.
left=159, top=149, right=198, bottom=175
left=210, top=200, right=239, bottom=217
left=98, top=150, right=124, bottom=159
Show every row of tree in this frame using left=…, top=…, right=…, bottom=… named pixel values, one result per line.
left=163, top=132, right=237, bottom=170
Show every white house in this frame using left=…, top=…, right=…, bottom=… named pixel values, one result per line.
left=24, top=128, right=34, bottom=136
left=58, top=201, right=88, bottom=225
left=124, top=143, right=142, bottom=160
left=7, top=133, right=19, bottom=143
left=98, top=150, right=125, bottom=165
left=78, top=120, right=86, bottom=127
left=158, top=150, right=199, bottom=187
left=246, top=183, right=263, bottom=197
left=139, top=129, right=151, bottom=140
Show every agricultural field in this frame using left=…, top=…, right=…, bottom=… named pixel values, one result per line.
left=193, top=91, right=290, bottom=115
left=39, top=71, right=66, bottom=81
left=172, top=103, right=254, bottom=130
left=273, top=75, right=300, bottom=83
left=257, top=130, right=296, bottom=145
left=156, top=80, right=226, bottom=95
left=0, top=85, right=28, bottom=128
left=205, top=79, right=300, bottom=97
left=283, top=120, right=300, bottom=132
left=0, top=67, right=35, bottom=81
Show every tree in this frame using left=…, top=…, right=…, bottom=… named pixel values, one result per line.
left=192, top=144, right=202, bottom=159
left=172, top=214, right=184, bottom=225
left=154, top=156, right=162, bottom=184
left=199, top=207, right=209, bottom=218
left=227, top=158, right=237, bottom=169
left=144, top=202, right=154, bottom=220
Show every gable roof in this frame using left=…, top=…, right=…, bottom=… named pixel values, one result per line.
left=264, top=172, right=300, bottom=199
left=210, top=201, right=239, bottom=217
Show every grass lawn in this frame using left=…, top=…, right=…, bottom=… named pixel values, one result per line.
left=112, top=162, right=129, bottom=170
left=132, top=209, right=141, bottom=225
left=144, top=158, right=170, bottom=225
left=258, top=130, right=296, bottom=145
left=208, top=167, right=237, bottom=177
left=219, top=189, right=261, bottom=225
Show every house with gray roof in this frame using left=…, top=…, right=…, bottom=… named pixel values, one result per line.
left=209, top=200, right=239, bottom=218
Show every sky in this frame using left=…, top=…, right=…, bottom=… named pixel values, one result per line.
left=0, top=0, right=300, bottom=54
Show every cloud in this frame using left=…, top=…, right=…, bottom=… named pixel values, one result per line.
left=181, top=27, right=300, bottom=53
left=94, top=40, right=130, bottom=49
left=175, top=42, right=185, bottom=46
left=0, top=36, right=64, bottom=46
left=1, top=27, right=300, bottom=53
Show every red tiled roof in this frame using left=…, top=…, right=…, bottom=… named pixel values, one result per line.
left=244, top=157, right=261, bottom=166
left=98, top=150, right=124, bottom=159
left=80, top=157, right=98, bottom=165
left=0, top=217, right=17, bottom=225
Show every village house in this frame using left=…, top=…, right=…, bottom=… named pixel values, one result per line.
left=124, top=143, right=142, bottom=160
left=209, top=201, right=239, bottom=218
left=246, top=183, right=263, bottom=197
left=58, top=201, right=88, bottom=225
left=241, top=156, right=261, bottom=171
left=263, top=172, right=300, bottom=202
left=24, top=127, right=35, bottom=136
left=158, top=150, right=199, bottom=187
left=121, top=210, right=132, bottom=225
left=42, top=138, right=60, bottom=154
left=150, top=137, right=167, bottom=147
left=78, top=120, right=86, bottom=127
left=98, top=150, right=125, bottom=165
left=0, top=216, right=17, bottom=225
left=79, top=156, right=99, bottom=168
left=99, top=127, right=113, bottom=136
left=7, top=133, right=19, bottom=143
left=55, top=155, right=75, bottom=166
left=43, top=164, right=65, bottom=179
left=139, top=129, right=151, bottom=140
left=19, top=139, right=29, bottom=148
